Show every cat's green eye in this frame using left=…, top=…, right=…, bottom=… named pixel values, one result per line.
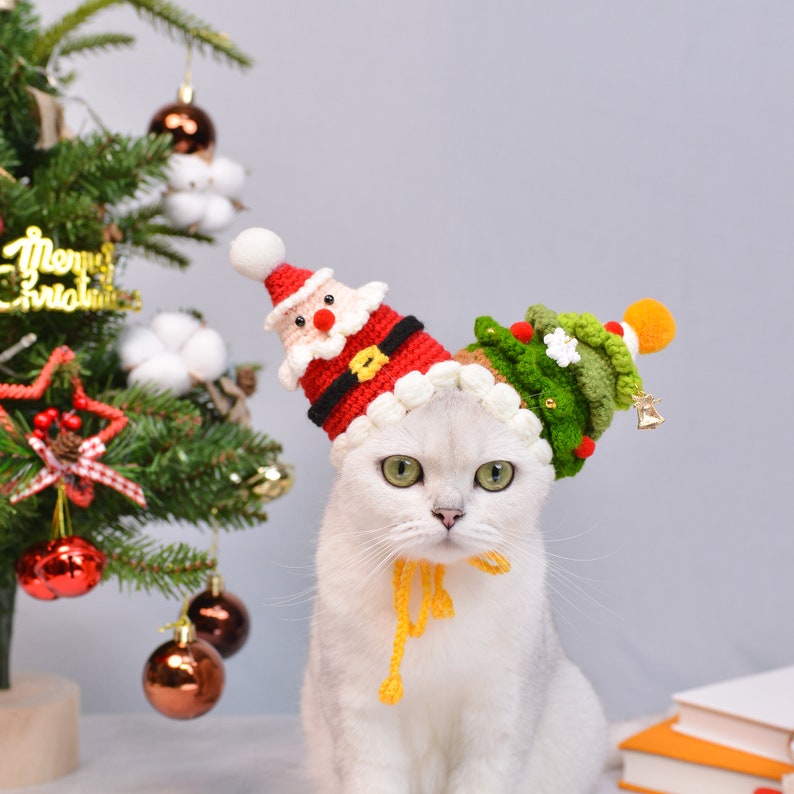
left=475, top=460, right=514, bottom=491
left=381, top=456, right=423, bottom=488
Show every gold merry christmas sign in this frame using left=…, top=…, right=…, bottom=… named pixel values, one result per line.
left=0, top=226, right=141, bottom=313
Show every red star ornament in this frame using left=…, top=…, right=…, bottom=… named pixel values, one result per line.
left=0, top=345, right=146, bottom=508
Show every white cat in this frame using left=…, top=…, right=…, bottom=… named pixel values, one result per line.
left=301, top=387, right=607, bottom=794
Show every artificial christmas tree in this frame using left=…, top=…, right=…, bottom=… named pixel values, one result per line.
left=0, top=0, right=289, bottom=763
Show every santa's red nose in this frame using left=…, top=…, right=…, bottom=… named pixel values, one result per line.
left=313, top=308, right=336, bottom=332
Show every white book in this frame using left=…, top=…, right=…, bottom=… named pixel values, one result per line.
left=673, top=666, right=794, bottom=764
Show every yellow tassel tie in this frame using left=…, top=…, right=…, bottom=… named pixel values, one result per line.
left=378, top=551, right=511, bottom=705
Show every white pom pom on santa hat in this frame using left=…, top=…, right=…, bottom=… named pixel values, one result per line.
left=229, top=227, right=286, bottom=282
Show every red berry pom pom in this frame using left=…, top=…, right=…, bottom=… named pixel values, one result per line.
left=603, top=321, right=624, bottom=336
left=574, top=436, right=596, bottom=458
left=510, top=321, right=534, bottom=344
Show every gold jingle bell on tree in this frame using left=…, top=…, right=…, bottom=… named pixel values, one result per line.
left=187, top=572, right=250, bottom=659
left=243, top=462, right=295, bottom=503
left=142, top=604, right=225, bottom=720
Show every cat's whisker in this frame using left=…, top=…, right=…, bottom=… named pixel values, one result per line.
left=544, top=560, right=621, bottom=623
left=263, top=585, right=318, bottom=609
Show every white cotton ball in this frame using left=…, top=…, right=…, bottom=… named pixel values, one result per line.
left=179, top=326, right=228, bottom=382
left=166, top=153, right=211, bottom=192
left=118, top=325, right=165, bottom=369
left=196, top=194, right=237, bottom=234
left=163, top=190, right=209, bottom=228
left=229, top=227, right=286, bottom=281
left=208, top=156, right=246, bottom=198
left=128, top=352, right=193, bottom=396
left=149, top=311, right=202, bottom=352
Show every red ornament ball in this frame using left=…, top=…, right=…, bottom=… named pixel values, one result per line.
left=603, top=320, right=624, bottom=337
left=187, top=576, right=250, bottom=658
left=142, top=629, right=225, bottom=720
left=15, top=541, right=59, bottom=600
left=148, top=102, right=216, bottom=156
left=15, top=536, right=106, bottom=600
left=510, top=321, right=534, bottom=344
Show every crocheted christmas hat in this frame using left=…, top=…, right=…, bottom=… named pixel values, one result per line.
left=455, top=299, right=676, bottom=478
left=230, top=228, right=674, bottom=472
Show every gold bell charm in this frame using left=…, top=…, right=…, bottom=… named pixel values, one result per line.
left=632, top=389, right=665, bottom=430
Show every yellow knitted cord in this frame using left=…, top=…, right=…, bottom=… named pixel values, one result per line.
left=378, top=551, right=511, bottom=705
left=469, top=550, right=511, bottom=575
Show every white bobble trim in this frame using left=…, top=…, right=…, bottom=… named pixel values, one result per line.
left=393, top=371, right=435, bottom=410
left=367, top=392, right=406, bottom=428
left=426, top=360, right=461, bottom=388
left=459, top=364, right=495, bottom=398
left=531, top=439, right=554, bottom=466
left=346, top=415, right=374, bottom=447
left=329, top=436, right=348, bottom=468
left=509, top=409, right=543, bottom=444
left=482, top=381, right=521, bottom=424
left=229, top=227, right=286, bottom=281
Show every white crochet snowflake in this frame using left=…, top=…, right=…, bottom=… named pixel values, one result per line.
left=543, top=327, right=581, bottom=367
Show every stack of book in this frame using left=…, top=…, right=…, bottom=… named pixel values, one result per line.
left=619, top=666, right=794, bottom=794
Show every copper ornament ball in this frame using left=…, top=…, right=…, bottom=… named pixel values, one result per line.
left=148, top=101, right=216, bottom=156
left=142, top=628, right=225, bottom=720
left=187, top=576, right=250, bottom=658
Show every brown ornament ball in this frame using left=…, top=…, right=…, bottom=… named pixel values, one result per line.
left=187, top=576, right=250, bottom=658
left=148, top=101, right=216, bottom=157
left=142, top=626, right=225, bottom=720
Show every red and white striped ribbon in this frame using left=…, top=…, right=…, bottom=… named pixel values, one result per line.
left=10, top=434, right=146, bottom=507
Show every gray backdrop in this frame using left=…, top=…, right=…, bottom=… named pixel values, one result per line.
left=14, top=1, right=792, bottom=722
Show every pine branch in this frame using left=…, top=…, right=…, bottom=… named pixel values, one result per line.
left=57, top=32, right=136, bottom=59
left=99, top=533, right=216, bottom=596
left=32, top=0, right=123, bottom=65
left=123, top=0, right=254, bottom=69
left=34, top=0, right=253, bottom=70
left=118, top=206, right=214, bottom=269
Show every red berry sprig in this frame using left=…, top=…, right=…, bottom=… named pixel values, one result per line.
left=31, top=407, right=83, bottom=440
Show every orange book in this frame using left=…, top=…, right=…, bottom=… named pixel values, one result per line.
left=619, top=717, right=794, bottom=794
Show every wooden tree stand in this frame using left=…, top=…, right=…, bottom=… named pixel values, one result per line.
left=0, top=673, right=79, bottom=788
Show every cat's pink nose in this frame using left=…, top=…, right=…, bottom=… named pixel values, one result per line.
left=433, top=508, right=463, bottom=529
left=313, top=308, right=335, bottom=332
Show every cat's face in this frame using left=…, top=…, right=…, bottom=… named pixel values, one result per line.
left=334, top=388, right=554, bottom=566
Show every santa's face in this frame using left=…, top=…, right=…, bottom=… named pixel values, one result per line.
left=270, top=276, right=387, bottom=389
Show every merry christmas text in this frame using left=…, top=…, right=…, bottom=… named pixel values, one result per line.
left=0, top=226, right=141, bottom=313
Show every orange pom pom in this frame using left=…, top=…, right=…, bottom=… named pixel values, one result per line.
left=623, top=298, right=676, bottom=355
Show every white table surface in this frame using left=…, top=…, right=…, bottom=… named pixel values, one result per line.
left=1, top=713, right=623, bottom=793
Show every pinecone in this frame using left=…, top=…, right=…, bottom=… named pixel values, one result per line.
left=236, top=366, right=257, bottom=396
left=50, top=430, right=83, bottom=464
